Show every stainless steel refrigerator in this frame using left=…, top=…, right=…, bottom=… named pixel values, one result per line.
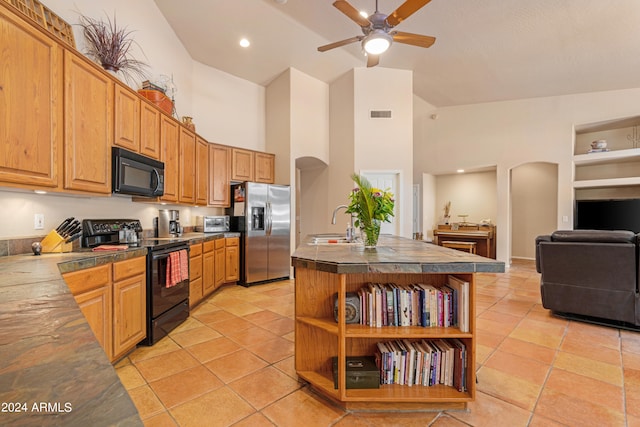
left=229, top=182, right=291, bottom=286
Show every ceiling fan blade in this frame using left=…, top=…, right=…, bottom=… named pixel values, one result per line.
left=386, top=0, right=432, bottom=27
left=317, top=36, right=363, bottom=52
left=333, top=0, right=371, bottom=27
left=367, top=54, right=379, bottom=68
left=392, top=31, right=436, bottom=48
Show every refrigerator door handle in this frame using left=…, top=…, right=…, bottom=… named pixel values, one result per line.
left=266, top=201, right=273, bottom=236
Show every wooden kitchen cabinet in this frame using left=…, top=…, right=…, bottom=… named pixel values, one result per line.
left=160, top=114, right=180, bottom=203
left=113, top=84, right=140, bottom=153
left=139, top=99, right=161, bottom=160
left=225, top=237, right=240, bottom=282
left=214, top=238, right=226, bottom=288
left=231, top=148, right=254, bottom=182
left=196, top=136, right=209, bottom=206
left=63, top=264, right=112, bottom=358
left=189, top=243, right=203, bottom=308
left=202, top=240, right=216, bottom=297
left=63, top=256, right=146, bottom=362
left=179, top=127, right=196, bottom=204
left=63, top=49, right=113, bottom=194
left=0, top=6, right=62, bottom=190
left=209, top=144, right=231, bottom=207
left=255, top=152, right=275, bottom=183
left=112, top=257, right=147, bottom=361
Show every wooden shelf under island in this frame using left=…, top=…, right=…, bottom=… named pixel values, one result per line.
left=291, top=234, right=505, bottom=411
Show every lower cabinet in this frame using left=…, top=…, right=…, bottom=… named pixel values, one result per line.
left=62, top=256, right=146, bottom=362
left=189, top=242, right=203, bottom=308
left=214, top=239, right=226, bottom=288
left=202, top=240, right=216, bottom=297
left=225, top=237, right=240, bottom=282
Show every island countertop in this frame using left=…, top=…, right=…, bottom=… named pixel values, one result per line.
left=291, top=234, right=505, bottom=274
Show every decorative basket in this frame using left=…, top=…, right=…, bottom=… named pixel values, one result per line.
left=138, top=89, right=173, bottom=116
left=2, top=0, right=75, bottom=47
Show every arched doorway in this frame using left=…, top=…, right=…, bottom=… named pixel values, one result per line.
left=295, top=156, right=328, bottom=247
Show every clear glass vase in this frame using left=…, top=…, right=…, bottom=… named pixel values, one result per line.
left=360, top=219, right=381, bottom=248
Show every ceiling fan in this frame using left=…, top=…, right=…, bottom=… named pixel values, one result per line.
left=317, top=0, right=436, bottom=67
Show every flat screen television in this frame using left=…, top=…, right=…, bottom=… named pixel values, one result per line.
left=575, top=199, right=640, bottom=233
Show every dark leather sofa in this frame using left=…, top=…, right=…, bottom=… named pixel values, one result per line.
left=535, top=229, right=640, bottom=328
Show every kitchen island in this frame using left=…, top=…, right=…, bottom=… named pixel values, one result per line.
left=291, top=234, right=504, bottom=411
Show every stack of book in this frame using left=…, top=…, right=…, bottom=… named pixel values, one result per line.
left=375, top=338, right=467, bottom=391
left=141, top=80, right=166, bottom=94
left=356, top=275, right=469, bottom=332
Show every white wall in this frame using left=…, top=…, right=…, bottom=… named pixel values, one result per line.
left=435, top=171, right=498, bottom=227
left=414, top=88, right=640, bottom=262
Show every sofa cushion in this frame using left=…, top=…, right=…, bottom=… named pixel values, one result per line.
left=550, top=229, right=636, bottom=244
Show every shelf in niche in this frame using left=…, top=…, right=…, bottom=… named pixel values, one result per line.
left=573, top=147, right=640, bottom=165
left=573, top=177, right=640, bottom=189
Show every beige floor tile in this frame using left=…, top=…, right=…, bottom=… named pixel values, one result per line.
left=170, top=387, right=255, bottom=427
left=483, top=349, right=550, bottom=385
left=229, top=366, right=302, bottom=410
left=429, top=413, right=473, bottom=426
left=476, top=365, right=542, bottom=411
left=167, top=316, right=205, bottom=335
left=186, top=336, right=243, bottom=363
left=260, top=388, right=345, bottom=427
left=242, top=309, right=286, bottom=325
left=497, top=337, right=557, bottom=365
left=116, top=363, right=147, bottom=390
left=245, top=336, right=295, bottom=364
left=208, top=316, right=257, bottom=335
left=135, top=349, right=200, bottom=382
left=150, top=365, right=224, bottom=409
left=553, top=351, right=623, bottom=386
left=127, top=385, right=165, bottom=420
left=191, top=309, right=238, bottom=325
left=446, top=391, right=531, bottom=427
left=231, top=412, right=277, bottom=427
left=535, top=386, right=625, bottom=427
left=544, top=368, right=624, bottom=413
left=259, top=317, right=294, bottom=336
left=142, top=411, right=178, bottom=427
left=223, top=302, right=265, bottom=317
left=336, top=411, right=440, bottom=426
left=225, top=324, right=279, bottom=347
left=204, top=349, right=269, bottom=383
left=170, top=325, right=222, bottom=348
left=129, top=337, right=182, bottom=363
left=527, top=414, right=569, bottom=427
left=273, top=355, right=297, bottom=380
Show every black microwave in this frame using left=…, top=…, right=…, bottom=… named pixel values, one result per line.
left=112, top=147, right=164, bottom=197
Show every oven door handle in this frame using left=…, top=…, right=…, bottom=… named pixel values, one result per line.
left=152, top=246, right=189, bottom=259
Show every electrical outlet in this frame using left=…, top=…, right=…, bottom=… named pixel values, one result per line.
left=34, top=214, right=44, bottom=230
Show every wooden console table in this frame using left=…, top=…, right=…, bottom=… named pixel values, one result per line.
left=433, top=224, right=496, bottom=259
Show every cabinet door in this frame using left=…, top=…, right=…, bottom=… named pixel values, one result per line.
left=225, top=238, right=240, bottom=282
left=160, top=114, right=179, bottom=203
left=231, top=148, right=254, bottom=182
left=114, top=84, right=140, bottom=152
left=196, top=136, right=209, bottom=206
left=139, top=101, right=161, bottom=160
left=62, top=264, right=112, bottom=359
left=179, top=127, right=196, bottom=204
left=0, top=8, right=62, bottom=189
left=214, top=246, right=226, bottom=288
left=209, top=144, right=231, bottom=207
left=202, top=241, right=216, bottom=296
left=189, top=243, right=203, bottom=307
left=255, top=152, right=275, bottom=184
left=63, top=50, right=112, bottom=194
left=112, top=272, right=146, bottom=360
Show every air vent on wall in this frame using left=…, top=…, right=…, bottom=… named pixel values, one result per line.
left=370, top=110, right=392, bottom=119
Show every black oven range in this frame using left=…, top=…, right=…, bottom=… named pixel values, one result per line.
left=81, top=219, right=190, bottom=346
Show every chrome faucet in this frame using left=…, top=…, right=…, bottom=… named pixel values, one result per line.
left=332, top=205, right=356, bottom=241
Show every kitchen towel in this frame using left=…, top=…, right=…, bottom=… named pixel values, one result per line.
left=166, top=249, right=189, bottom=288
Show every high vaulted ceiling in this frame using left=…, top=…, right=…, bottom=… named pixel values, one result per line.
left=154, top=0, right=640, bottom=107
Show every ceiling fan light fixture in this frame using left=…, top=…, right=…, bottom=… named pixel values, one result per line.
left=363, top=30, right=392, bottom=55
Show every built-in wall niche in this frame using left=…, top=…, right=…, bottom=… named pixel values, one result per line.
left=573, top=116, right=640, bottom=200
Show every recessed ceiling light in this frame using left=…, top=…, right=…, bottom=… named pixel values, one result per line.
left=457, top=169, right=465, bottom=173
left=239, top=38, right=250, bottom=48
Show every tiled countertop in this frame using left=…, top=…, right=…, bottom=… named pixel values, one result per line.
left=292, top=234, right=505, bottom=274
left=0, top=232, right=235, bottom=426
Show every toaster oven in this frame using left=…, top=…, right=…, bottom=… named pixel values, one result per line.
left=195, top=216, right=230, bottom=233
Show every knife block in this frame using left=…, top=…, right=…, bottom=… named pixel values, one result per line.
left=40, top=230, right=72, bottom=253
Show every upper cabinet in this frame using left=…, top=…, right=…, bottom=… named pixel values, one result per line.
left=231, top=148, right=254, bottom=182
left=231, top=148, right=275, bottom=184
left=160, top=114, right=180, bottom=203
left=255, top=152, right=275, bottom=183
left=63, top=50, right=113, bottom=194
left=139, top=101, right=161, bottom=160
left=113, top=84, right=140, bottom=153
left=0, top=7, right=62, bottom=190
left=196, top=136, right=209, bottom=206
left=179, top=126, right=196, bottom=204
left=209, top=144, right=231, bottom=207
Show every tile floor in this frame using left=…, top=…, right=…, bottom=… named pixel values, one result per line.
left=116, top=259, right=640, bottom=426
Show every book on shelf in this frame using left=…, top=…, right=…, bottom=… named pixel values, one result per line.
left=374, top=338, right=467, bottom=391
left=447, top=275, right=469, bottom=332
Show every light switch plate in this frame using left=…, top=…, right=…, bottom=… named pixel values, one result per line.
left=34, top=214, right=44, bottom=230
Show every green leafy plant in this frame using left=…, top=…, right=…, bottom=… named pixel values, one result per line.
left=345, top=173, right=395, bottom=228
left=79, top=12, right=148, bottom=84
